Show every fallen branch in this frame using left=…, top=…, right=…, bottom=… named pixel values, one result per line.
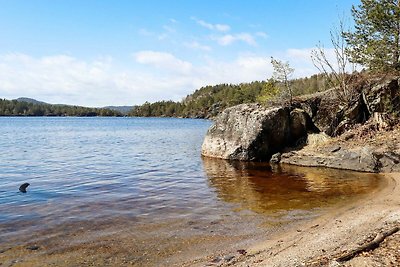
left=336, top=226, right=399, bottom=262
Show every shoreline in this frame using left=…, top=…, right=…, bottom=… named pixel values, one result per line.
left=209, top=172, right=400, bottom=267
left=0, top=164, right=384, bottom=267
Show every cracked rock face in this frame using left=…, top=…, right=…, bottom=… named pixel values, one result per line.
left=201, top=104, right=291, bottom=161
left=201, top=104, right=309, bottom=161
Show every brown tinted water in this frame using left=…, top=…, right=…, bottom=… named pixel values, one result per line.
left=1, top=160, right=383, bottom=267
left=0, top=118, right=383, bottom=266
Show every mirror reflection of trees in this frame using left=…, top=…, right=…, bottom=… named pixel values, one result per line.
left=202, top=157, right=382, bottom=214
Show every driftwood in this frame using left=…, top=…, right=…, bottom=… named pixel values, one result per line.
left=336, top=226, right=399, bottom=262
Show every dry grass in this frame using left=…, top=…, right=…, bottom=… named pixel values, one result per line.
left=306, top=133, right=331, bottom=147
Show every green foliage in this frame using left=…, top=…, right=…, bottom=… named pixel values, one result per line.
left=129, top=82, right=265, bottom=118
left=344, top=0, right=400, bottom=71
left=257, top=79, right=280, bottom=103
left=0, top=99, right=122, bottom=117
left=129, top=74, right=332, bottom=118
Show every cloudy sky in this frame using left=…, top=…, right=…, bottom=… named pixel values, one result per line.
left=0, top=0, right=358, bottom=107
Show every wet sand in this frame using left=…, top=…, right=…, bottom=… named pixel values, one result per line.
left=217, top=172, right=400, bottom=267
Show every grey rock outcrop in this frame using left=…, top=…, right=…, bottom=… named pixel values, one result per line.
left=363, top=78, right=400, bottom=114
left=290, top=108, right=318, bottom=141
left=280, top=143, right=400, bottom=173
left=294, top=89, right=341, bottom=135
left=281, top=147, right=381, bottom=172
left=201, top=76, right=400, bottom=171
left=201, top=104, right=316, bottom=161
left=201, top=104, right=291, bottom=161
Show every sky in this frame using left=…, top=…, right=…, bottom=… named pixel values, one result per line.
left=0, top=0, right=360, bottom=107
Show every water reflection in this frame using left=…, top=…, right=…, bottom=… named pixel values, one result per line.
left=203, top=157, right=382, bottom=214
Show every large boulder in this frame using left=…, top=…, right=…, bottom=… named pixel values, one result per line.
left=201, top=104, right=317, bottom=161
left=201, top=104, right=291, bottom=161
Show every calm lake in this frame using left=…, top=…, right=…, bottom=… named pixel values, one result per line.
left=0, top=117, right=383, bottom=266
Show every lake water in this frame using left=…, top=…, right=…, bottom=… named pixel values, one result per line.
left=0, top=117, right=383, bottom=266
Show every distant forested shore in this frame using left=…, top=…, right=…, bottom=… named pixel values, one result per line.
left=0, top=99, right=122, bottom=117
left=1, top=73, right=332, bottom=118
left=129, top=73, right=332, bottom=118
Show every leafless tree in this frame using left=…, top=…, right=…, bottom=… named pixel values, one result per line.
left=311, top=19, right=355, bottom=103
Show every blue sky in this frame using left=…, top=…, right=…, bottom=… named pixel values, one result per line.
left=0, top=0, right=359, bottom=106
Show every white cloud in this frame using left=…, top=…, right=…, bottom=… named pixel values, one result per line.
left=0, top=53, right=118, bottom=106
left=287, top=48, right=315, bottom=61
left=285, top=47, right=359, bottom=75
left=215, top=24, right=230, bottom=32
left=133, top=50, right=192, bottom=74
left=0, top=49, right=326, bottom=107
left=184, top=41, right=212, bottom=51
left=191, top=17, right=230, bottom=32
left=216, top=33, right=257, bottom=46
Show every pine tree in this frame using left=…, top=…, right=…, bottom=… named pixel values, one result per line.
left=271, top=57, right=294, bottom=106
left=344, top=0, right=400, bottom=71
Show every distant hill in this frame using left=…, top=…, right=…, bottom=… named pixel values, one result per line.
left=1, top=98, right=122, bottom=117
left=15, top=98, right=133, bottom=114
left=15, top=97, right=48, bottom=105
left=104, top=106, right=133, bottom=114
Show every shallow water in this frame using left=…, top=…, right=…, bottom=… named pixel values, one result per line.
left=0, top=117, right=383, bottom=265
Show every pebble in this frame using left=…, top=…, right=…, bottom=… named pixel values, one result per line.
left=211, top=256, right=222, bottom=263
left=26, top=245, right=40, bottom=251
left=237, top=249, right=247, bottom=255
left=224, top=255, right=234, bottom=261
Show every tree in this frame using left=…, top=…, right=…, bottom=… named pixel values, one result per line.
left=257, top=78, right=280, bottom=104
left=270, top=57, right=294, bottom=106
left=311, top=19, right=353, bottom=103
left=344, top=0, right=400, bottom=71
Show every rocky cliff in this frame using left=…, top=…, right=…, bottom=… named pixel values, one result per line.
left=201, top=75, right=400, bottom=172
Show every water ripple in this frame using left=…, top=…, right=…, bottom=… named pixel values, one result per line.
left=0, top=117, right=382, bottom=244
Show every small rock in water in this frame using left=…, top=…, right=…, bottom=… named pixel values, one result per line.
left=19, top=183, right=30, bottom=193
left=26, top=245, right=40, bottom=251
left=270, top=152, right=282, bottom=164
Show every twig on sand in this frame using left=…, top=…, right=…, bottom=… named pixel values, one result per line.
left=336, top=226, right=399, bottom=262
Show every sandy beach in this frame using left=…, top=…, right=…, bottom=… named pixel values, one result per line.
left=205, top=172, right=400, bottom=267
